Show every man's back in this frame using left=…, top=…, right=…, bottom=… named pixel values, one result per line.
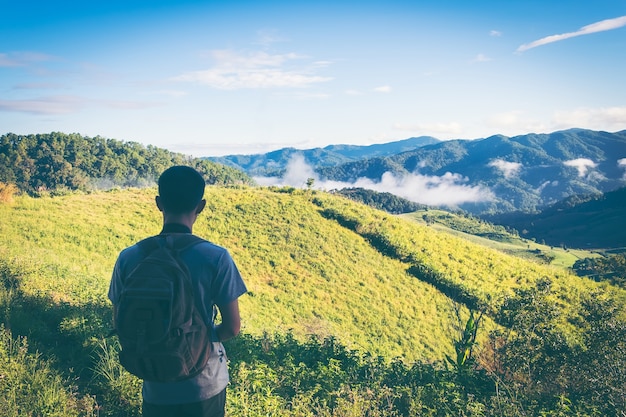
left=109, top=231, right=246, bottom=405
left=108, top=166, right=247, bottom=417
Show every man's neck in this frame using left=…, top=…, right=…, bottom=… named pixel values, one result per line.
left=161, top=212, right=196, bottom=232
left=161, top=223, right=192, bottom=234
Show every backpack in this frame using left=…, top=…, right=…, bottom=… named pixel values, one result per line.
left=114, top=234, right=212, bottom=382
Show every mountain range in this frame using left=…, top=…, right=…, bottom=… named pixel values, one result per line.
left=207, top=129, right=626, bottom=215
left=208, top=136, right=439, bottom=176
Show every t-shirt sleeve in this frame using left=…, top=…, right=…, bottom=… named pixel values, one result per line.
left=211, top=250, right=247, bottom=306
left=108, top=255, right=123, bottom=304
left=108, top=245, right=139, bottom=304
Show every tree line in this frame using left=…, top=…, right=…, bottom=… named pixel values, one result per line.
left=332, top=187, right=427, bottom=214
left=0, top=132, right=253, bottom=195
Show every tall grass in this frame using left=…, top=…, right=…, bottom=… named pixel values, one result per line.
left=0, top=326, right=98, bottom=416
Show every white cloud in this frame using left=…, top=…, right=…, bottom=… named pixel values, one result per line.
left=537, top=180, right=558, bottom=193
left=563, top=158, right=597, bottom=177
left=255, top=154, right=494, bottom=207
left=373, top=85, right=392, bottom=93
left=490, top=30, right=502, bottom=37
left=552, top=106, right=626, bottom=131
left=173, top=50, right=332, bottom=89
left=619, top=158, right=626, bottom=178
left=485, top=106, right=626, bottom=135
left=472, top=54, right=491, bottom=63
left=0, top=95, right=161, bottom=115
left=486, top=110, right=522, bottom=127
left=517, top=15, right=626, bottom=52
left=0, top=96, right=85, bottom=114
left=488, top=159, right=523, bottom=178
left=254, top=29, right=287, bottom=47
left=486, top=110, right=544, bottom=131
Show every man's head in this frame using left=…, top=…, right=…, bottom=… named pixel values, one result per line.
left=157, top=166, right=206, bottom=214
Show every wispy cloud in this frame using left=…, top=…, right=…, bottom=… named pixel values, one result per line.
left=0, top=95, right=160, bottom=115
left=373, top=85, right=391, bottom=93
left=173, top=50, right=332, bottom=89
left=485, top=106, right=626, bottom=135
left=552, top=106, right=626, bottom=131
left=0, top=96, right=85, bottom=114
left=253, top=29, right=287, bottom=47
left=472, top=53, right=491, bottom=63
left=490, top=30, right=502, bottom=37
left=13, top=82, right=65, bottom=90
left=517, top=15, right=626, bottom=52
left=564, top=158, right=597, bottom=177
left=488, top=159, right=523, bottom=178
left=619, top=158, right=626, bottom=179
left=255, top=154, right=493, bottom=206
left=0, top=51, right=55, bottom=67
left=487, top=110, right=534, bottom=128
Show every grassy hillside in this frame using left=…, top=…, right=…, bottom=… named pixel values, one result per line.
left=1, top=186, right=617, bottom=352
left=0, top=187, right=473, bottom=361
left=1, top=186, right=624, bottom=416
left=401, top=209, right=601, bottom=268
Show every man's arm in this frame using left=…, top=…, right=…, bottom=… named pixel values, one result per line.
left=215, top=299, right=241, bottom=342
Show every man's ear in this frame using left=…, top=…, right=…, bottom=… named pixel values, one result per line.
left=196, top=199, right=206, bottom=214
left=155, top=196, right=164, bottom=212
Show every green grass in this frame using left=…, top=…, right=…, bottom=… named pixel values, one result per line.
left=401, top=209, right=601, bottom=269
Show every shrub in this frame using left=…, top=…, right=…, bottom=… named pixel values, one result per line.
left=0, top=182, right=18, bottom=204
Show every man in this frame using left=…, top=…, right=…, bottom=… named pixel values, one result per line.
left=108, top=165, right=247, bottom=417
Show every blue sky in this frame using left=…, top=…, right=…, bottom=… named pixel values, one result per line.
left=2, top=0, right=626, bottom=157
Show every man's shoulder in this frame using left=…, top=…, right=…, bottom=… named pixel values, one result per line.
left=186, top=236, right=230, bottom=258
left=118, top=234, right=232, bottom=264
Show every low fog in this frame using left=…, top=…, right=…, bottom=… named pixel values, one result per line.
left=254, top=154, right=494, bottom=207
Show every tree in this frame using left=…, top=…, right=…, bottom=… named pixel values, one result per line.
left=489, top=278, right=626, bottom=414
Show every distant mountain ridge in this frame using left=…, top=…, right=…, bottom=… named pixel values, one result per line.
left=207, top=136, right=439, bottom=176
left=209, top=129, right=626, bottom=215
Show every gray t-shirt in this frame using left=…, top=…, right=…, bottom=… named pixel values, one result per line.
left=108, top=232, right=247, bottom=405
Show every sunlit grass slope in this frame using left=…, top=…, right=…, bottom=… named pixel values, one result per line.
left=1, top=186, right=621, bottom=364
left=400, top=209, right=599, bottom=268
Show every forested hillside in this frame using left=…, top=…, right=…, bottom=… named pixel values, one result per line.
left=332, top=187, right=427, bottom=214
left=1, top=186, right=625, bottom=416
left=0, top=132, right=253, bottom=194
left=484, top=186, right=626, bottom=249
